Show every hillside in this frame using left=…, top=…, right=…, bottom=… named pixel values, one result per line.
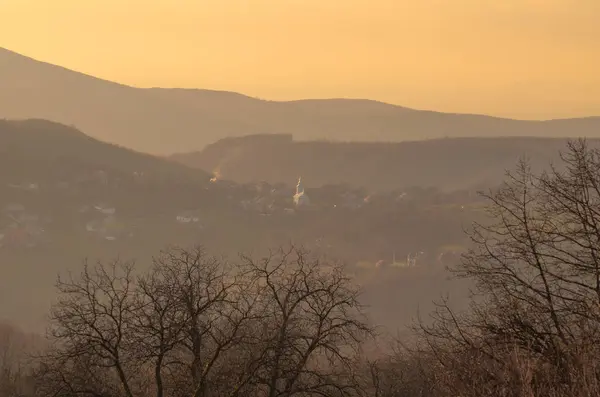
left=0, top=118, right=211, bottom=184
left=170, top=134, right=600, bottom=191
left=0, top=119, right=477, bottom=332
left=2, top=47, right=600, bottom=154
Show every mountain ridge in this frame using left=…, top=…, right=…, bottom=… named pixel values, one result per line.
left=2, top=47, right=600, bottom=155
left=171, top=134, right=600, bottom=192
left=0, top=118, right=211, bottom=183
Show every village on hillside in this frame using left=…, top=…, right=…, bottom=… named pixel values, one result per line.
left=0, top=162, right=479, bottom=270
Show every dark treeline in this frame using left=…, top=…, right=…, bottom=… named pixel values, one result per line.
left=171, top=134, right=592, bottom=192
left=4, top=139, right=600, bottom=396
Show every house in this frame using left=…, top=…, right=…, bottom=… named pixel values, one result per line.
left=85, top=215, right=126, bottom=240
left=175, top=210, right=202, bottom=225
left=176, top=215, right=200, bottom=224
left=94, top=204, right=116, bottom=215
left=7, top=182, right=39, bottom=192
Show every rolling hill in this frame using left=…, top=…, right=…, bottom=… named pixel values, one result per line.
left=1, top=47, right=600, bottom=155
left=0, top=118, right=211, bottom=184
left=0, top=119, right=476, bottom=332
left=170, top=134, right=600, bottom=191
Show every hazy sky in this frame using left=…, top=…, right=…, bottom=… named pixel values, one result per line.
left=1, top=0, right=599, bottom=119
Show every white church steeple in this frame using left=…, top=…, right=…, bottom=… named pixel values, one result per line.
left=293, top=176, right=310, bottom=207
left=296, top=177, right=304, bottom=195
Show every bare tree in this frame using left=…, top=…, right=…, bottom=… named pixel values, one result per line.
left=238, top=246, right=374, bottom=397
left=35, top=245, right=372, bottom=397
left=403, top=140, right=600, bottom=396
left=361, top=351, right=438, bottom=397
left=0, top=322, right=40, bottom=397
left=133, top=246, right=260, bottom=397
left=37, top=259, right=138, bottom=397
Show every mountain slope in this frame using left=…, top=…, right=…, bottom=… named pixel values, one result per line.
left=171, top=134, right=600, bottom=191
left=2, top=47, right=600, bottom=154
left=0, top=119, right=476, bottom=333
left=0, top=118, right=211, bottom=184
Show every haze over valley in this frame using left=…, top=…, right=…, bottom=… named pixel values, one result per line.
left=1, top=1, right=599, bottom=394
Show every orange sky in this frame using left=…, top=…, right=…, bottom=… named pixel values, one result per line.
left=1, top=0, right=599, bottom=119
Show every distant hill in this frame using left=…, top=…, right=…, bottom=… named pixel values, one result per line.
left=0, top=120, right=479, bottom=333
left=2, top=47, right=600, bottom=155
left=0, top=118, right=211, bottom=184
left=170, top=134, right=600, bottom=191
